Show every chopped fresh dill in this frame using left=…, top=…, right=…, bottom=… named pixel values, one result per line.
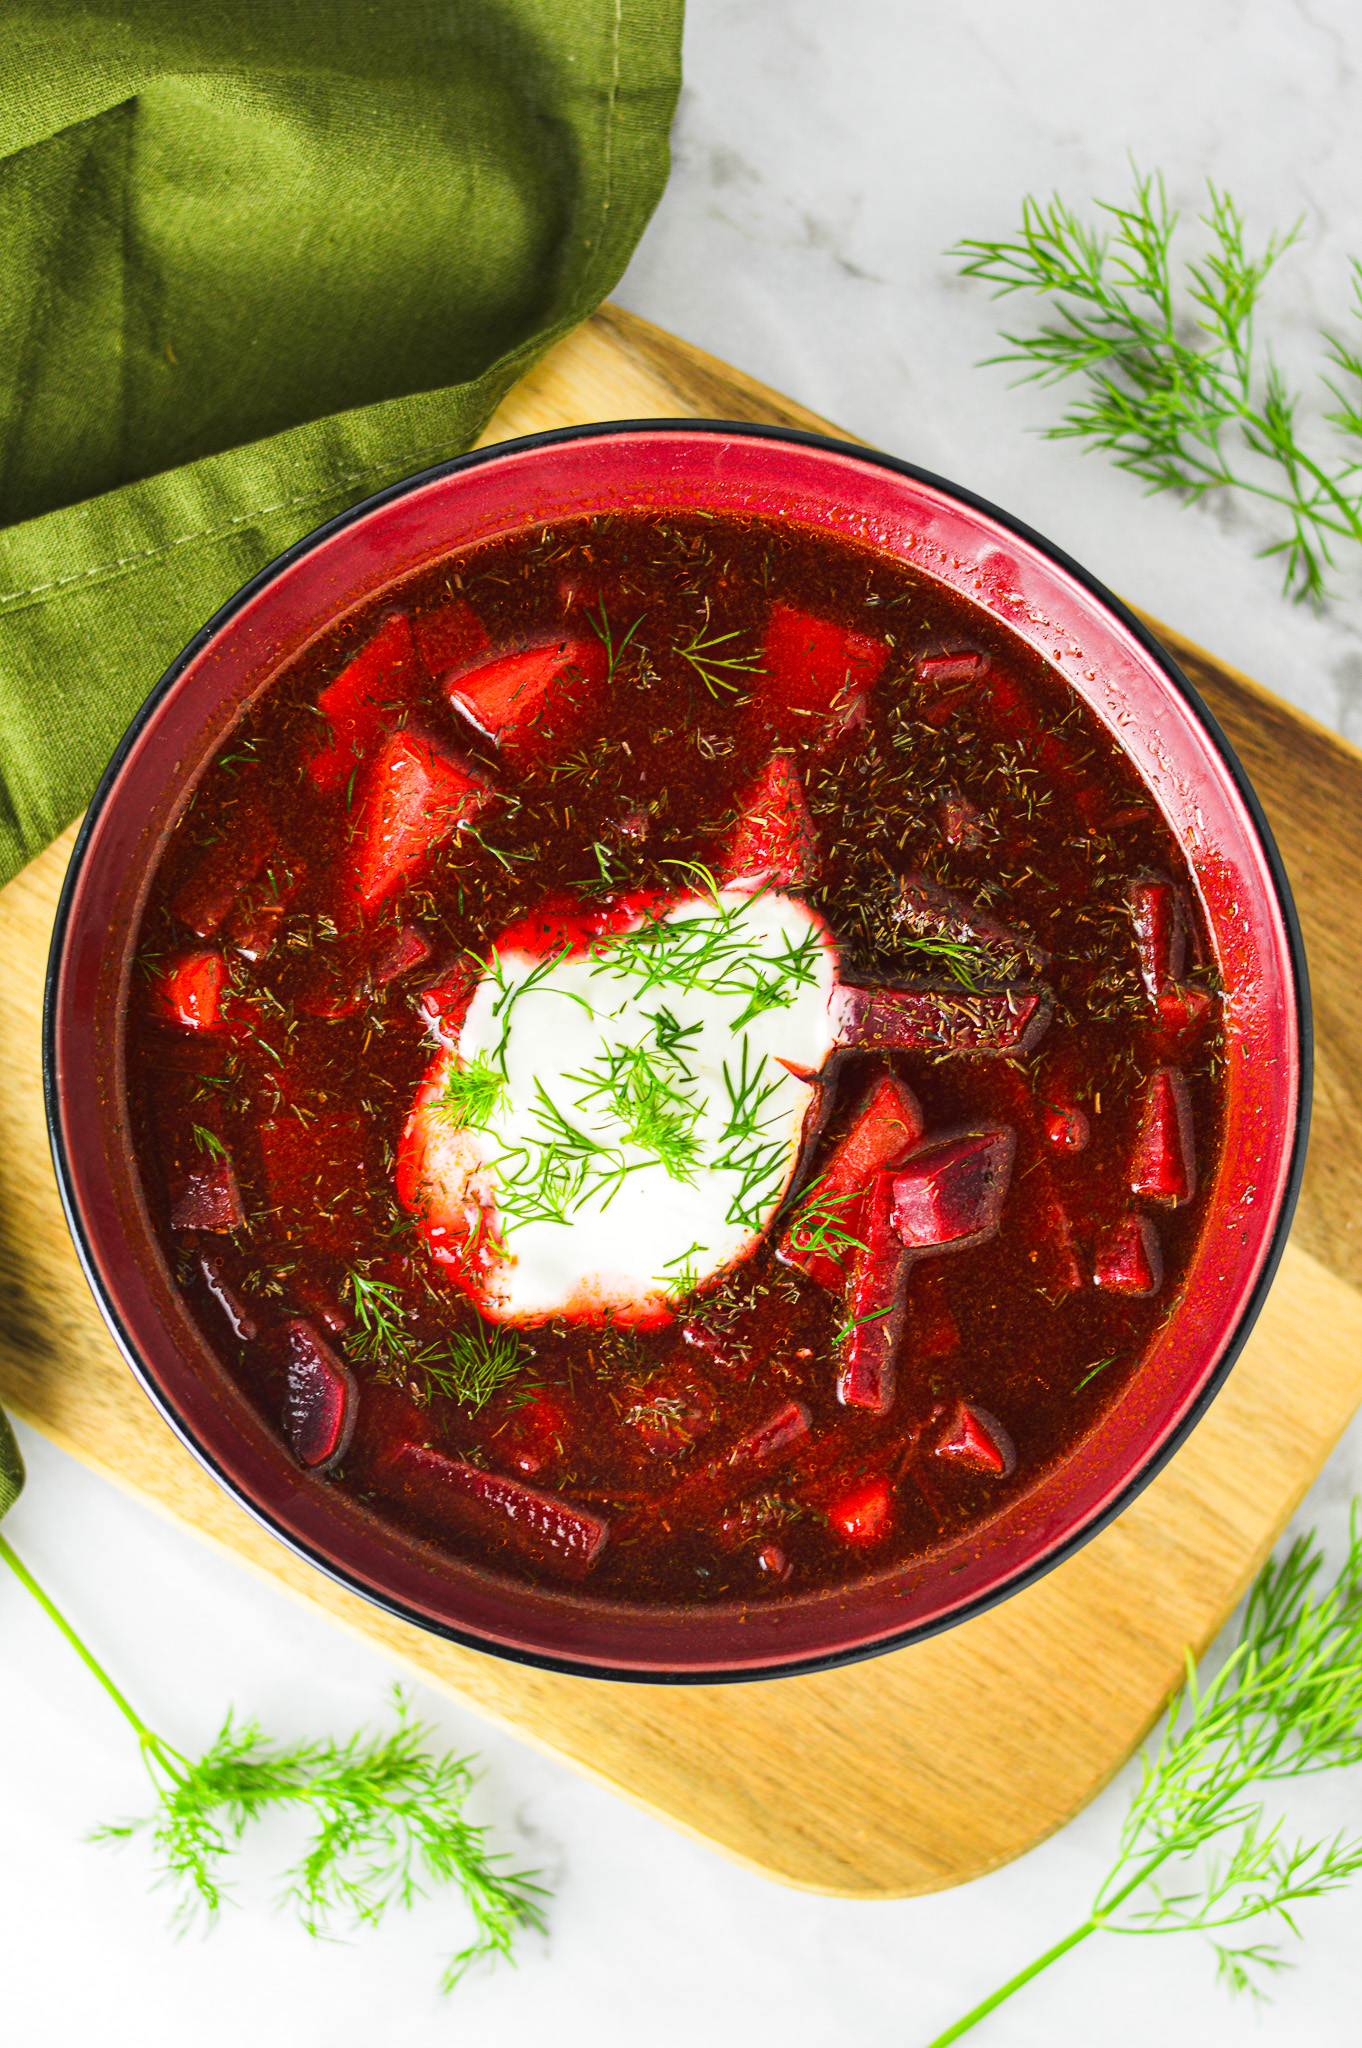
left=677, top=625, right=765, bottom=697
left=410, top=1321, right=531, bottom=1411
left=656, top=1239, right=709, bottom=1303
left=715, top=1037, right=789, bottom=1230
left=190, top=1124, right=228, bottom=1160
left=786, top=1177, right=867, bottom=1264
left=569, top=1038, right=704, bottom=1183
left=1077, top=1353, right=1118, bottom=1390
left=890, top=932, right=999, bottom=990
left=343, top=1269, right=411, bottom=1367
left=585, top=597, right=646, bottom=682
left=831, top=1303, right=894, bottom=1346
left=437, top=1052, right=508, bottom=1132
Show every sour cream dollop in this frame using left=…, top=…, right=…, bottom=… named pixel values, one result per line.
left=397, top=891, right=839, bottom=1324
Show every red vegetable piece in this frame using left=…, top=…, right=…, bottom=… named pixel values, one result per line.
left=197, top=1251, right=259, bottom=1340
left=1155, top=982, right=1213, bottom=1049
left=826, top=1473, right=894, bottom=1546
left=279, top=1318, right=359, bottom=1471
left=1126, top=875, right=1188, bottom=1006
left=443, top=632, right=607, bottom=758
left=933, top=1403, right=1016, bottom=1477
left=372, top=924, right=433, bottom=986
left=726, top=1400, right=811, bottom=1472
left=389, top=1443, right=608, bottom=1577
left=757, top=1542, right=792, bottom=1581
left=891, top=1126, right=1017, bottom=1254
left=624, top=1371, right=714, bottom=1457
left=412, top=954, right=481, bottom=1048
left=829, top=982, right=1053, bottom=1058
left=349, top=729, right=493, bottom=912
left=308, top=614, right=420, bottom=795
left=782, top=1072, right=923, bottom=1287
left=413, top=598, right=488, bottom=679
left=1093, top=1215, right=1164, bottom=1296
left=170, top=1151, right=244, bottom=1233
left=893, top=872, right=1047, bottom=972
left=1043, top=1101, right=1090, bottom=1152
left=939, top=793, right=987, bottom=850
left=499, top=1394, right=572, bottom=1478
left=171, top=807, right=275, bottom=938
left=918, top=651, right=985, bottom=688
left=1131, top=1068, right=1196, bottom=1205
left=681, top=1318, right=752, bottom=1377
left=288, top=1272, right=352, bottom=1337
left=716, top=754, right=817, bottom=889
left=760, top=602, right=888, bottom=745
left=149, top=949, right=229, bottom=1032
left=840, top=1171, right=912, bottom=1415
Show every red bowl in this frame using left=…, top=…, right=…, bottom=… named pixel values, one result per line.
left=44, top=422, right=1309, bottom=1681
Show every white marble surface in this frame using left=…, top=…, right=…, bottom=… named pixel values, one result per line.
left=6, top=4, right=1362, bottom=2041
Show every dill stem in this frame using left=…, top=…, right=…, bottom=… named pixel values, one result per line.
left=0, top=1529, right=161, bottom=1753
left=919, top=1918, right=1097, bottom=2045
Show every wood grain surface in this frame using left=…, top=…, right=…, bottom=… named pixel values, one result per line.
left=4, top=305, right=1361, bottom=1900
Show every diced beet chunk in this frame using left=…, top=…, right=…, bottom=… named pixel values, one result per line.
left=716, top=755, right=817, bottom=889
left=760, top=603, right=888, bottom=746
left=933, top=1403, right=1015, bottom=1477
left=308, top=613, right=420, bottom=795
left=412, top=953, right=481, bottom=1048
left=1044, top=1101, right=1090, bottom=1152
left=826, top=1474, right=894, bottom=1546
left=1131, top=1068, right=1196, bottom=1205
left=892, top=872, right=1047, bottom=973
left=443, top=632, right=607, bottom=758
left=149, top=949, right=230, bottom=1032
left=829, top=982, right=1053, bottom=1058
left=372, top=924, right=433, bottom=986
left=939, top=793, right=987, bottom=850
left=171, top=806, right=275, bottom=938
left=918, top=651, right=985, bottom=688
left=348, top=729, right=493, bottom=912
left=1093, top=1215, right=1164, bottom=1296
left=1126, top=875, right=1188, bottom=1006
left=781, top=1071, right=924, bottom=1287
left=389, top=1443, right=608, bottom=1577
left=891, top=1126, right=1016, bottom=1254
left=726, top=1400, right=811, bottom=1471
left=413, top=598, right=488, bottom=678
left=280, top=1319, right=359, bottom=1471
left=839, top=1171, right=912, bottom=1415
left=169, top=1152, right=244, bottom=1233
left=1155, top=982, right=1214, bottom=1049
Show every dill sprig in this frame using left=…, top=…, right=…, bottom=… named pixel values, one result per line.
left=715, top=1037, right=789, bottom=1230
left=570, top=1037, right=704, bottom=1183
left=437, top=1051, right=508, bottom=1131
left=924, top=1510, right=1362, bottom=2044
left=585, top=597, right=646, bottom=682
left=410, top=1321, right=531, bottom=1411
left=0, top=1535, right=545, bottom=1992
left=785, top=1177, right=867, bottom=1264
left=343, top=1270, right=529, bottom=1410
left=890, top=932, right=999, bottom=991
left=951, top=167, right=1362, bottom=602
left=677, top=624, right=765, bottom=697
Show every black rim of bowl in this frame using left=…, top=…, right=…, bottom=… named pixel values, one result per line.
left=43, top=418, right=1314, bottom=1685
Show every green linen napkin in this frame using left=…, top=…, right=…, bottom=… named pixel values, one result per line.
left=0, top=0, right=683, bottom=889
left=0, top=1406, right=23, bottom=1520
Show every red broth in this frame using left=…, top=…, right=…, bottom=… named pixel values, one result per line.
left=126, top=512, right=1225, bottom=1604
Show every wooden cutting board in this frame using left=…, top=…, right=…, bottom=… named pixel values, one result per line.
left=5, top=305, right=1362, bottom=1899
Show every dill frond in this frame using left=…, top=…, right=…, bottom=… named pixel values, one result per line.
left=951, top=167, right=1362, bottom=603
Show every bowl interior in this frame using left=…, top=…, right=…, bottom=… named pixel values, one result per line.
left=47, top=424, right=1306, bottom=1679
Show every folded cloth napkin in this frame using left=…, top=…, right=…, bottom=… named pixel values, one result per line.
left=0, top=1406, right=22, bottom=1519
left=0, top=0, right=683, bottom=889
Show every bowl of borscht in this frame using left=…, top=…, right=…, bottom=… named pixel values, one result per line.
left=45, top=421, right=1308, bottom=1680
